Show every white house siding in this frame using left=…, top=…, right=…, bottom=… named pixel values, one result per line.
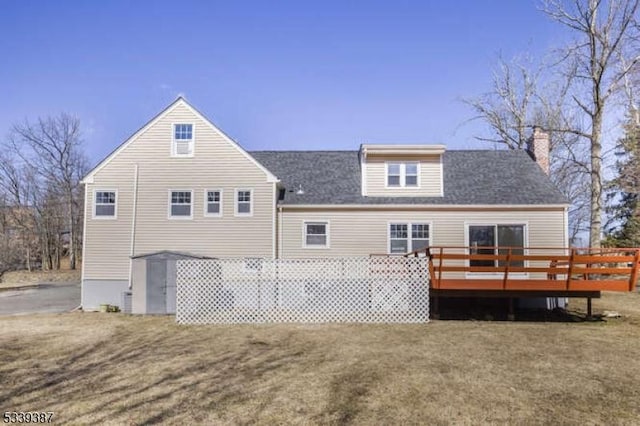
left=82, top=102, right=275, bottom=309
left=279, top=206, right=566, bottom=279
left=365, top=155, right=442, bottom=196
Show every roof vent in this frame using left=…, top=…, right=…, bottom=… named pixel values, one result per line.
left=296, top=184, right=305, bottom=195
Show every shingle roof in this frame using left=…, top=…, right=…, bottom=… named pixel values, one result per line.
left=250, top=149, right=569, bottom=205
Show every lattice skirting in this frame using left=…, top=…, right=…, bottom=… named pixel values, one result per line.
left=176, top=257, right=429, bottom=324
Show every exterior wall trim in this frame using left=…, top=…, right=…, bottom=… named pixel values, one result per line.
left=279, top=204, right=570, bottom=211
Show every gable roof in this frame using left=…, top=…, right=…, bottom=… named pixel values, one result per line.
left=82, top=97, right=278, bottom=184
left=250, top=149, right=569, bottom=205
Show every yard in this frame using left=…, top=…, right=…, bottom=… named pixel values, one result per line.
left=1, top=293, right=640, bottom=425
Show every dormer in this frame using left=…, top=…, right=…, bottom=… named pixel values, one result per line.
left=359, top=144, right=445, bottom=197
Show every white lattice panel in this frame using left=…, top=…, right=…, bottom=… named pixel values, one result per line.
left=176, top=257, right=429, bottom=324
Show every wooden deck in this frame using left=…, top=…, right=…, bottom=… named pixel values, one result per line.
left=404, top=246, right=640, bottom=294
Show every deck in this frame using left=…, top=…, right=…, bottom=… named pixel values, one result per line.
left=402, top=246, right=640, bottom=318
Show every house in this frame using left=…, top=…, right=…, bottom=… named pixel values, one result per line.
left=80, top=97, right=569, bottom=311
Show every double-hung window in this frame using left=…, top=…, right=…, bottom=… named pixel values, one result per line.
left=172, top=124, right=194, bottom=157
left=386, top=162, right=419, bottom=188
left=169, top=190, right=193, bottom=219
left=235, top=189, right=252, bottom=216
left=389, top=222, right=430, bottom=254
left=205, top=189, right=222, bottom=217
left=304, top=222, right=329, bottom=248
left=94, top=190, right=116, bottom=218
left=468, top=224, right=525, bottom=268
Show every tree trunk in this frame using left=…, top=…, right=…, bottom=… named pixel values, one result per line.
left=590, top=111, right=603, bottom=248
left=68, top=189, right=76, bottom=270
left=26, top=244, right=31, bottom=272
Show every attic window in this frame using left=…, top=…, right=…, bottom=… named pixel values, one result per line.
left=172, top=124, right=194, bottom=157
left=386, top=162, right=419, bottom=188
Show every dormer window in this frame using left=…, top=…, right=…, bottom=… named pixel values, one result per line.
left=386, top=162, right=419, bottom=188
left=172, top=124, right=194, bottom=157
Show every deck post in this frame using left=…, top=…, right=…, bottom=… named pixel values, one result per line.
left=507, top=297, right=515, bottom=321
left=566, top=248, right=575, bottom=290
left=586, top=297, right=592, bottom=319
left=629, top=249, right=640, bottom=291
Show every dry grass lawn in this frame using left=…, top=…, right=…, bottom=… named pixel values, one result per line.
left=1, top=293, right=640, bottom=425
left=0, top=270, right=81, bottom=288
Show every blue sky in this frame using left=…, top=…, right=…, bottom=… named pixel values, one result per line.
left=1, top=1, right=564, bottom=165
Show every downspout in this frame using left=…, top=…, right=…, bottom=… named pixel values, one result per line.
left=278, top=206, right=283, bottom=259
left=128, top=164, right=139, bottom=289
left=272, top=182, right=277, bottom=259
left=80, top=182, right=88, bottom=308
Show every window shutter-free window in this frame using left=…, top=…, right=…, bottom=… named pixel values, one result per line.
left=305, top=222, right=328, bottom=247
left=386, top=162, right=419, bottom=188
left=206, top=190, right=221, bottom=215
left=95, top=191, right=116, bottom=217
left=236, top=190, right=252, bottom=215
left=390, top=222, right=430, bottom=254
left=170, top=191, right=192, bottom=217
left=389, top=224, right=409, bottom=253
left=173, top=124, right=193, bottom=156
left=387, top=164, right=401, bottom=187
left=411, top=223, right=429, bottom=251
left=405, top=163, right=418, bottom=186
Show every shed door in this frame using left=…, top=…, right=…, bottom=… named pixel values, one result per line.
left=147, top=259, right=167, bottom=314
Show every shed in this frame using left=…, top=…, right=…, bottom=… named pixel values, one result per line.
left=131, top=250, right=214, bottom=314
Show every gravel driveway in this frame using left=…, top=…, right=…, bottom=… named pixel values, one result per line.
left=0, top=282, right=80, bottom=315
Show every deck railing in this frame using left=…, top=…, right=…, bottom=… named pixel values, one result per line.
left=401, top=246, right=640, bottom=292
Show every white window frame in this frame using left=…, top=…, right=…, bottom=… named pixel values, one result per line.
left=168, top=189, right=193, bottom=220
left=302, top=221, right=330, bottom=249
left=171, top=123, right=195, bottom=157
left=464, top=221, right=529, bottom=277
left=387, top=221, right=432, bottom=254
left=234, top=188, right=253, bottom=217
left=203, top=189, right=223, bottom=217
left=93, top=189, right=118, bottom=220
left=385, top=162, right=421, bottom=189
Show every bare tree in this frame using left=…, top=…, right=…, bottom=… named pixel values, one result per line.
left=465, top=54, right=541, bottom=150
left=464, top=55, right=592, bottom=243
left=541, top=0, right=640, bottom=247
left=0, top=152, right=40, bottom=270
left=9, top=114, right=88, bottom=269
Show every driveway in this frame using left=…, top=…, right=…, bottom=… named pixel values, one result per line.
left=0, top=282, right=80, bottom=315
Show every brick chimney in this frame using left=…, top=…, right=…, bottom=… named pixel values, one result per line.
left=526, top=126, right=550, bottom=175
